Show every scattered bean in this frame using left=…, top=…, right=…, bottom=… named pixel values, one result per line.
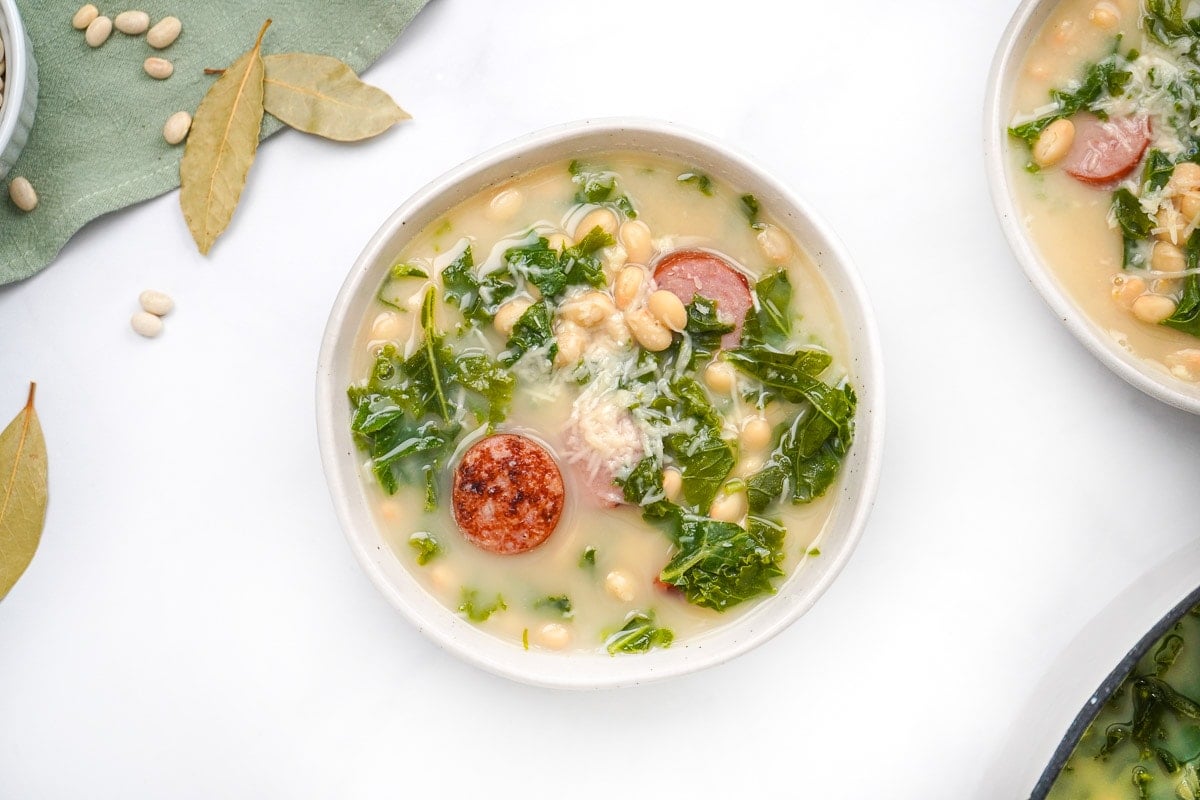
left=1170, top=162, right=1200, bottom=195
left=662, top=468, right=682, bottom=502
left=618, top=219, right=653, bottom=265
left=130, top=311, right=163, bottom=338
left=162, top=111, right=192, bottom=145
left=1152, top=241, right=1187, bottom=273
left=1033, top=118, right=1076, bottom=167
left=143, top=57, right=173, bottom=80
left=1111, top=274, right=1147, bottom=309
left=1088, top=1, right=1119, bottom=29
left=485, top=188, right=523, bottom=222
left=704, top=361, right=736, bottom=393
left=493, top=298, right=532, bottom=336
left=138, top=289, right=174, bottom=316
left=755, top=224, right=793, bottom=263
left=554, top=322, right=585, bottom=367
left=625, top=307, right=673, bottom=352
left=72, top=4, right=99, bottom=30
left=741, top=416, right=773, bottom=451
left=647, top=289, right=687, bottom=332
left=604, top=570, right=636, bottom=602
left=613, top=265, right=646, bottom=310
left=85, top=15, right=113, bottom=47
left=8, top=176, right=37, bottom=211
left=573, top=207, right=618, bottom=241
left=561, top=291, right=616, bottom=327
left=114, top=10, right=150, bottom=35
left=146, top=16, right=182, bottom=49
left=1132, top=293, right=1177, bottom=323
left=537, top=623, right=571, bottom=650
left=1181, top=193, right=1200, bottom=223
left=710, top=488, right=748, bottom=524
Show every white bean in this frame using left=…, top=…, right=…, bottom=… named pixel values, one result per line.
left=574, top=208, right=618, bottom=241
left=485, top=188, right=523, bottom=222
left=1033, top=118, right=1076, bottom=167
left=139, top=289, right=174, bottom=316
left=561, top=291, right=616, bottom=327
left=162, top=111, right=192, bottom=145
left=554, top=323, right=585, bottom=367
left=538, top=623, right=571, bottom=650
left=1132, top=294, right=1177, bottom=323
left=1112, top=275, right=1147, bottom=309
left=546, top=232, right=572, bottom=252
left=131, top=311, right=163, bottom=338
left=114, top=10, right=150, bottom=35
left=742, top=416, right=772, bottom=451
left=704, top=361, right=736, bottom=393
left=613, top=265, right=646, bottom=310
left=1171, top=162, right=1200, bottom=195
left=647, top=290, right=687, bottom=332
left=85, top=15, right=113, bottom=47
left=1153, top=241, right=1186, bottom=273
left=8, top=176, right=37, bottom=211
left=143, top=57, right=174, bottom=80
left=146, top=16, right=182, bottom=49
left=625, top=308, right=673, bottom=352
left=619, top=219, right=653, bottom=265
left=662, top=468, right=682, bottom=502
left=371, top=312, right=404, bottom=340
left=710, top=489, right=748, bottom=523
left=493, top=298, right=533, bottom=336
left=755, top=225, right=793, bottom=263
left=72, top=4, right=99, bottom=29
left=1088, top=2, right=1119, bottom=29
left=605, top=570, right=636, bottom=602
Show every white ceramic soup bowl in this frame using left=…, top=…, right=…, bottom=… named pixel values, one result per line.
left=984, top=0, right=1200, bottom=415
left=0, top=0, right=37, bottom=179
left=316, top=118, right=885, bottom=689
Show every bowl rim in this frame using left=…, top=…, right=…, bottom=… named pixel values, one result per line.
left=982, top=0, right=1200, bottom=415
left=315, top=117, right=886, bottom=689
left=0, top=0, right=30, bottom=169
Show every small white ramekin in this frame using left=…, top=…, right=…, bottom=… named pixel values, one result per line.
left=985, top=0, right=1200, bottom=414
left=316, top=119, right=885, bottom=689
left=0, top=0, right=37, bottom=180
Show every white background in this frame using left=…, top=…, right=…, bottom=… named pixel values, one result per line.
left=5, top=0, right=1200, bottom=797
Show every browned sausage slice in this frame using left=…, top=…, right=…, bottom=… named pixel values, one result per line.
left=653, top=249, right=752, bottom=349
left=1063, top=114, right=1151, bottom=186
left=452, top=434, right=565, bottom=554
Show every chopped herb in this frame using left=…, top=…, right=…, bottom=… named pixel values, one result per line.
left=742, top=270, right=794, bottom=347
left=605, top=611, right=674, bottom=655
left=441, top=244, right=515, bottom=324
left=1112, top=188, right=1156, bottom=269
left=522, top=628, right=529, bottom=650
left=459, top=588, right=507, bottom=622
left=579, top=546, right=597, bottom=569
left=684, top=296, right=735, bottom=365
left=504, top=228, right=611, bottom=300
left=677, top=171, right=714, bottom=196
left=500, top=300, right=557, bottom=366
left=740, top=193, right=765, bottom=229
left=568, top=160, right=638, bottom=218
left=533, top=595, right=574, bottom=618
left=807, top=547, right=821, bottom=557
left=389, top=262, right=428, bottom=279
left=1142, top=149, right=1175, bottom=191
left=431, top=219, right=452, bottom=237
left=408, top=531, right=441, bottom=565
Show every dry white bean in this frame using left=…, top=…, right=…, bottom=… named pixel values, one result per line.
left=139, top=289, right=174, bottom=316
left=1153, top=241, right=1187, bottom=273
left=114, top=10, right=150, bottom=35
left=162, top=111, right=192, bottom=145
left=613, top=265, right=645, bottom=310
left=146, top=16, right=182, bottom=49
left=605, top=570, right=636, bottom=602
left=647, top=290, right=687, bottom=332
left=1132, top=294, right=1177, bottom=323
left=1033, top=118, right=1076, bottom=167
left=143, top=57, right=174, bottom=80
left=538, top=623, right=571, bottom=650
left=561, top=291, right=616, bottom=327
left=72, top=4, right=99, bottom=29
left=625, top=308, right=673, bottom=352
left=9, top=176, right=37, bottom=211
left=131, top=311, right=163, bottom=338
left=618, top=219, right=653, bottom=265
left=710, top=489, right=748, bottom=524
left=85, top=15, right=113, bottom=47
left=742, top=416, right=772, bottom=451
left=493, top=298, right=533, bottom=336
left=1112, top=275, right=1146, bottom=309
left=756, top=225, right=793, bottom=263
left=704, top=361, right=736, bottom=393
left=662, top=468, right=682, bottom=502
left=574, top=207, right=618, bottom=241
left=485, top=188, right=524, bottom=222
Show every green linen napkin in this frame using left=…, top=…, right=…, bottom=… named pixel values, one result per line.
left=0, top=0, right=429, bottom=284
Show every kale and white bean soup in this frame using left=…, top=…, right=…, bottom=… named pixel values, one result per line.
left=346, top=154, right=856, bottom=654
left=1009, top=0, right=1200, bottom=381
left=1043, top=601, right=1200, bottom=800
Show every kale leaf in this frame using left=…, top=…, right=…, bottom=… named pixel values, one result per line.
left=1009, top=54, right=1131, bottom=145
left=742, top=269, right=794, bottom=347
left=500, top=300, right=557, bottom=366
left=655, top=376, right=735, bottom=513
left=459, top=589, right=507, bottom=622
left=1164, top=231, right=1200, bottom=336
left=441, top=245, right=515, bottom=324
left=1112, top=188, right=1156, bottom=269
left=504, top=227, right=612, bottom=300
left=605, top=611, right=674, bottom=654
left=568, top=160, right=638, bottom=218
left=740, top=193, right=765, bottom=230
left=408, top=532, right=441, bottom=565
left=533, top=595, right=574, bottom=618
left=579, top=546, right=597, bottom=569
left=677, top=171, right=714, bottom=196
left=684, top=296, right=735, bottom=365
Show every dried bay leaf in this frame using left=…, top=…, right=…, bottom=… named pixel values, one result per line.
left=262, top=53, right=410, bottom=142
left=0, top=384, right=48, bottom=600
left=180, top=20, right=271, bottom=255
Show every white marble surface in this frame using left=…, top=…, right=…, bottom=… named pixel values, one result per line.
left=4, top=0, right=1200, bottom=797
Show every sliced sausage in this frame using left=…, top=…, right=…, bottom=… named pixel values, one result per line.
left=452, top=433, right=565, bottom=554
left=653, top=249, right=752, bottom=348
left=1062, top=114, right=1151, bottom=186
